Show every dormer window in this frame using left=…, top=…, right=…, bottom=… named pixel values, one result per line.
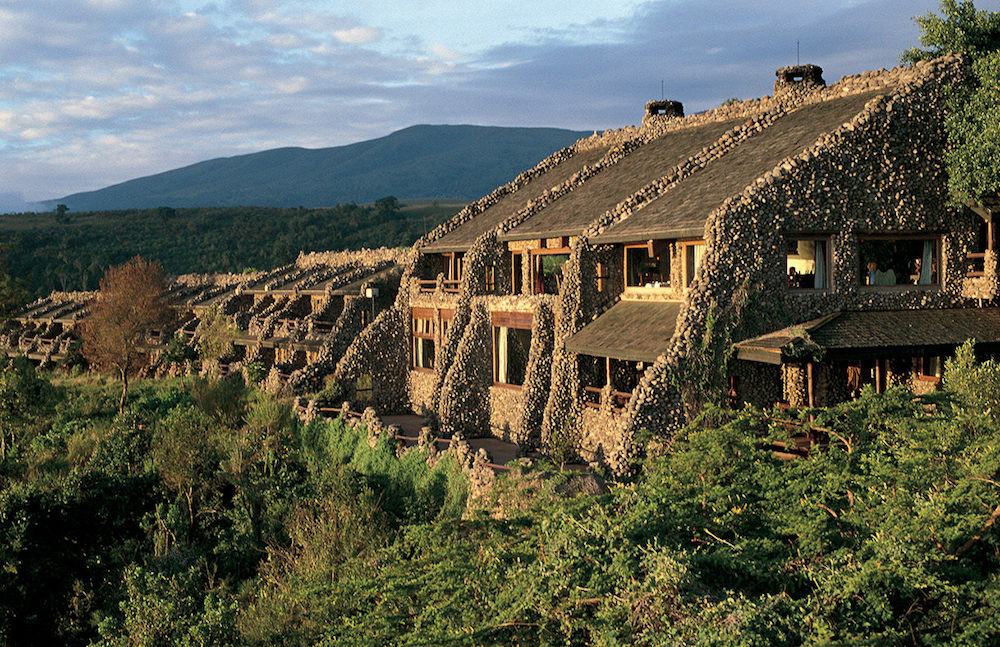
left=786, top=238, right=829, bottom=290
left=625, top=241, right=671, bottom=290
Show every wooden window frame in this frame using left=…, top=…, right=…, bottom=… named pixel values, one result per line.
left=530, top=247, right=571, bottom=295
left=858, top=234, right=942, bottom=290
left=916, top=355, right=943, bottom=383
left=491, top=311, right=533, bottom=389
left=624, top=239, right=671, bottom=292
left=679, top=239, right=706, bottom=289
left=410, top=307, right=436, bottom=372
left=785, top=235, right=833, bottom=292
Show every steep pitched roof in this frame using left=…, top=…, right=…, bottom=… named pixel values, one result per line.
left=564, top=299, right=682, bottom=362
left=501, top=119, right=743, bottom=241
left=735, top=308, right=1000, bottom=364
left=592, top=90, right=884, bottom=243
left=422, top=146, right=610, bottom=253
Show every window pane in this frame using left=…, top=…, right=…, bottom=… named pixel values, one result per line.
left=786, top=239, right=827, bottom=289
left=685, top=244, right=705, bottom=287
left=860, top=239, right=937, bottom=286
left=535, top=254, right=569, bottom=294
left=626, top=245, right=670, bottom=287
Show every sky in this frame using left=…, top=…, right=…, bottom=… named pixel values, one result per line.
left=0, top=0, right=995, bottom=210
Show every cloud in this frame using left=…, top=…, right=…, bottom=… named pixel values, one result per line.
left=333, top=26, right=383, bottom=45
left=0, top=0, right=988, bottom=201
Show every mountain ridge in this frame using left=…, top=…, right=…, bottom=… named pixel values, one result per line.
left=51, top=124, right=592, bottom=211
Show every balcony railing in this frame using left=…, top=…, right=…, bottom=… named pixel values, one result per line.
left=967, top=252, right=987, bottom=278
left=442, top=279, right=461, bottom=293
left=583, top=386, right=602, bottom=409
left=417, top=279, right=437, bottom=293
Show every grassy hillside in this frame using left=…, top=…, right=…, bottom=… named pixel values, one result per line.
left=0, top=200, right=462, bottom=295
left=50, top=125, right=590, bottom=211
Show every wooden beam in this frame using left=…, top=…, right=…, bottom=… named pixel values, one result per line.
left=807, top=362, right=815, bottom=408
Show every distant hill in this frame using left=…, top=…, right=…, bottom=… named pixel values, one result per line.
left=51, top=125, right=591, bottom=211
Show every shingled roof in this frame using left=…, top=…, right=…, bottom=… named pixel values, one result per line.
left=564, top=299, right=682, bottom=362
left=735, top=308, right=1000, bottom=364
left=592, top=90, right=884, bottom=243
left=422, top=146, right=610, bottom=253
left=502, top=119, right=743, bottom=241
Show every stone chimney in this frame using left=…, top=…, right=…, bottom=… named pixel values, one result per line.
left=774, top=64, right=825, bottom=97
left=642, top=99, right=684, bottom=126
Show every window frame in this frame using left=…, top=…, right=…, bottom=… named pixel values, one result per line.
left=679, top=239, right=706, bottom=289
left=491, top=311, right=533, bottom=389
left=784, top=235, right=832, bottom=292
left=529, top=247, right=571, bottom=295
left=858, top=234, right=942, bottom=290
left=410, top=307, right=436, bottom=372
left=623, top=240, right=671, bottom=292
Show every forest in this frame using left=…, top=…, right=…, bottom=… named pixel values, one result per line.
left=0, top=343, right=999, bottom=645
left=0, top=199, right=460, bottom=296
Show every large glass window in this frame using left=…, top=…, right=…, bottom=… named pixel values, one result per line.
left=411, top=314, right=435, bottom=370
left=626, top=242, right=671, bottom=288
left=786, top=238, right=829, bottom=289
left=683, top=242, right=705, bottom=287
left=860, top=238, right=938, bottom=287
left=493, top=325, right=532, bottom=386
left=532, top=253, right=569, bottom=294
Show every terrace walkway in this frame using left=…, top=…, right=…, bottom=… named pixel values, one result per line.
left=304, top=407, right=523, bottom=472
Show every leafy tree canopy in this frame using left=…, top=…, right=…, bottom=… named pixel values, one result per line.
left=903, top=1, right=1000, bottom=205
left=901, top=0, right=1000, bottom=63
left=80, top=256, right=174, bottom=410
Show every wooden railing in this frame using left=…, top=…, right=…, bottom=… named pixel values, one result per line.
left=583, top=386, right=602, bottom=409
left=611, top=391, right=632, bottom=411
left=967, top=252, right=987, bottom=277
left=417, top=279, right=437, bottom=292
left=442, top=279, right=461, bottom=293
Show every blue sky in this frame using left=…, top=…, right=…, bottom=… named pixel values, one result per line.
left=0, top=0, right=994, bottom=209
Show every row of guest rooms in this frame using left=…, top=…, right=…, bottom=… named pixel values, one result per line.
left=409, top=220, right=995, bottom=412
left=417, top=221, right=994, bottom=302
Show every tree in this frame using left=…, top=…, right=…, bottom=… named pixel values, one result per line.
left=903, top=1, right=1000, bottom=205
left=0, top=250, right=29, bottom=321
left=80, top=256, right=173, bottom=411
left=193, top=306, right=236, bottom=365
left=0, top=354, right=50, bottom=460
left=901, top=0, right=1000, bottom=64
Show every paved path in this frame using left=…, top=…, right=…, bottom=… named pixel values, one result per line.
left=381, top=414, right=523, bottom=470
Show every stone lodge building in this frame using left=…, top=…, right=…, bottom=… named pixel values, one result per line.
left=5, top=55, right=998, bottom=476
left=331, top=55, right=998, bottom=475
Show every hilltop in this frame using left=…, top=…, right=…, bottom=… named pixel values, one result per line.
left=48, top=125, right=591, bottom=211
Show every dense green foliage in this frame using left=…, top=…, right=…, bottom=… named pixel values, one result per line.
left=0, top=201, right=459, bottom=295
left=901, top=0, right=1000, bottom=64
left=50, top=125, right=589, bottom=212
left=903, top=1, right=1000, bottom=205
left=1, top=349, right=999, bottom=645
left=944, top=50, right=1000, bottom=205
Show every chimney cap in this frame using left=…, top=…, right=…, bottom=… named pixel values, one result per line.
left=644, top=99, right=684, bottom=119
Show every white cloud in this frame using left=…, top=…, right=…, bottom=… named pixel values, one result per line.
left=333, top=26, right=382, bottom=44
left=0, top=0, right=985, bottom=201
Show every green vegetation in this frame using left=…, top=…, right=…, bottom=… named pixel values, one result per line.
left=0, top=200, right=461, bottom=296
left=0, top=347, right=999, bottom=645
left=903, top=1, right=1000, bottom=205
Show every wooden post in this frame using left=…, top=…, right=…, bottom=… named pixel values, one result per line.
left=807, top=362, right=815, bottom=408
left=875, top=359, right=883, bottom=394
